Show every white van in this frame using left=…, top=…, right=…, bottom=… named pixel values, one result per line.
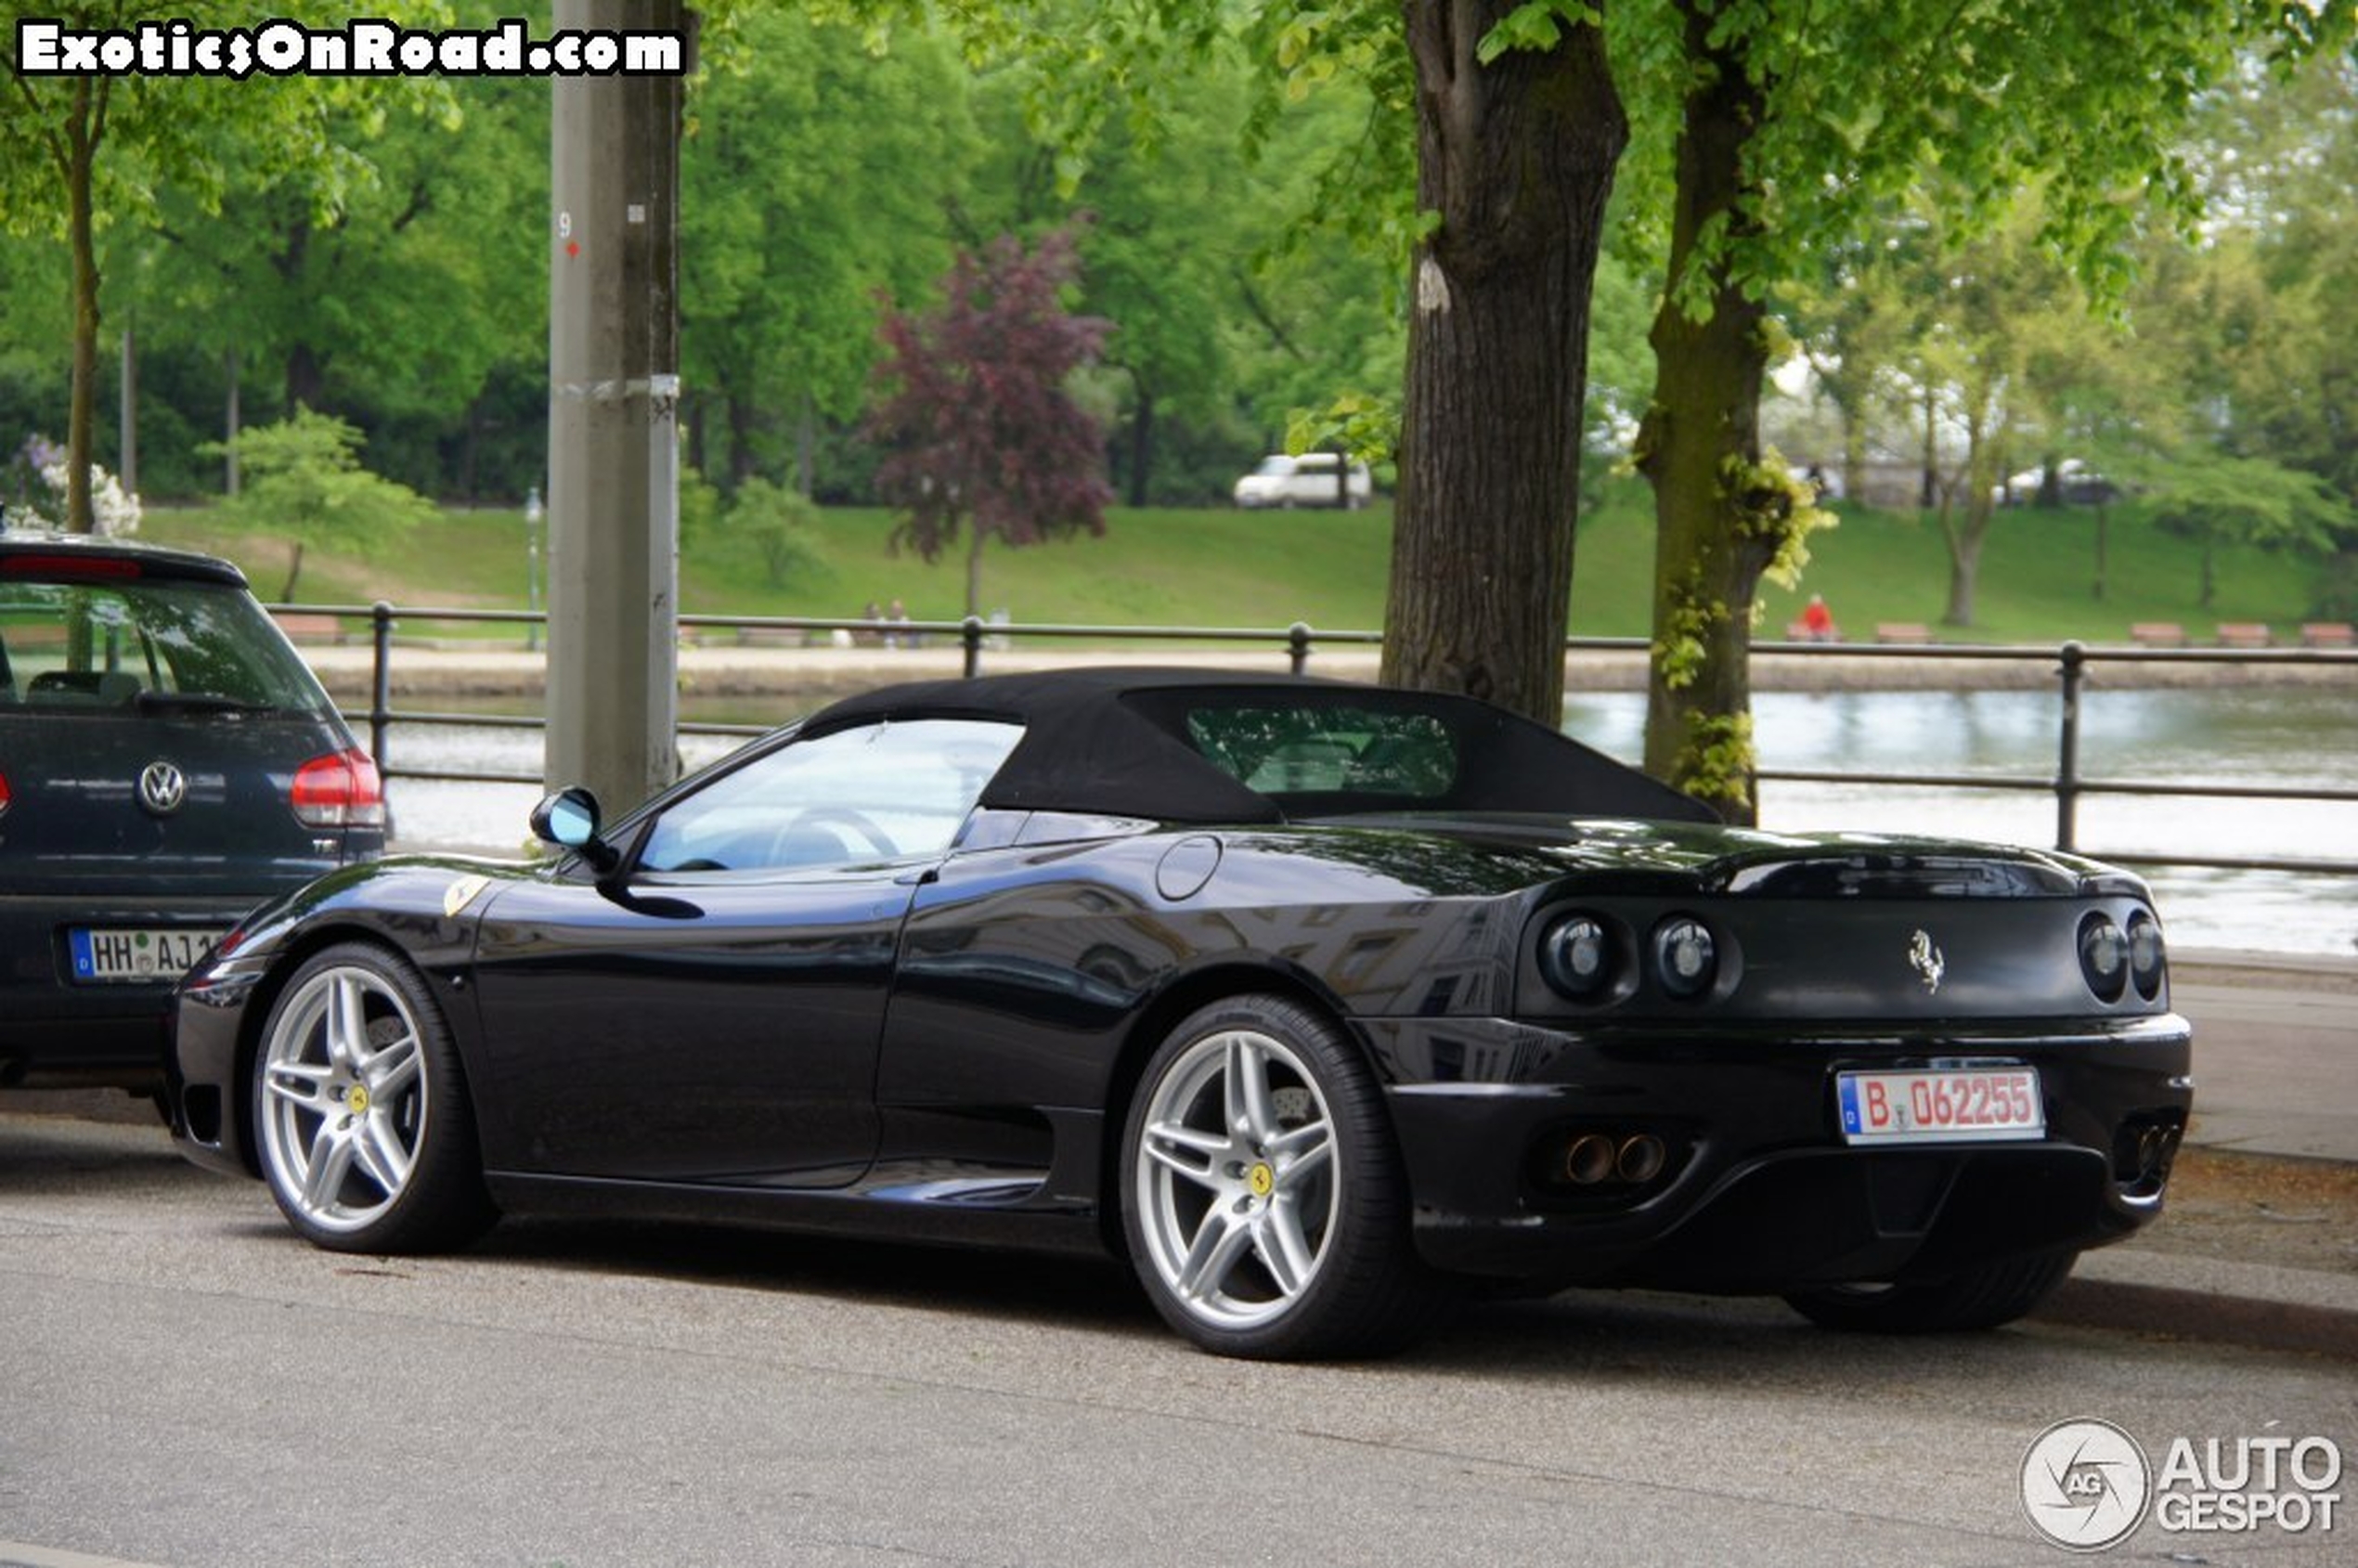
left=1232, top=452, right=1373, bottom=510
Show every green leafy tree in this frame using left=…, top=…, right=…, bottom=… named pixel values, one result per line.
left=0, top=1, right=448, bottom=530
left=2129, top=452, right=2351, bottom=609
left=201, top=408, right=436, bottom=599
left=140, top=69, right=540, bottom=492
left=1616, top=0, right=2350, bottom=820
left=1053, top=97, right=1243, bottom=505
left=680, top=12, right=976, bottom=493
left=840, top=1, right=1628, bottom=724
left=728, top=476, right=829, bottom=590
left=2164, top=56, right=2358, bottom=506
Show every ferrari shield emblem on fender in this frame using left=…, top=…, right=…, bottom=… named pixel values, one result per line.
left=1908, top=928, right=1946, bottom=995
left=443, top=875, right=492, bottom=919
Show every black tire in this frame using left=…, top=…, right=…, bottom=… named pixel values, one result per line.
left=1120, top=994, right=1445, bottom=1359
left=1783, top=1248, right=2079, bottom=1333
left=252, top=941, right=497, bottom=1254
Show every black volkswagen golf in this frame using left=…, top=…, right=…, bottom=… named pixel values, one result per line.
left=1, top=531, right=384, bottom=1096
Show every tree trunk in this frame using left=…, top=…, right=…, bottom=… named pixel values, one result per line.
left=1636, top=0, right=1782, bottom=825
left=727, top=392, right=758, bottom=488
left=1384, top=3, right=1626, bottom=723
left=1939, top=402, right=1997, bottom=628
left=965, top=524, right=984, bottom=619
left=2091, top=502, right=2108, bottom=601
left=1942, top=525, right=1982, bottom=626
left=279, top=541, right=305, bottom=603
left=468, top=394, right=493, bottom=501
left=65, top=78, right=103, bottom=534
left=224, top=346, right=242, bottom=495
left=1125, top=369, right=1155, bottom=509
left=274, top=215, right=325, bottom=411
left=796, top=389, right=816, bottom=497
left=1919, top=383, right=1938, bottom=509
left=285, top=342, right=326, bottom=413
left=685, top=390, right=709, bottom=479
left=1840, top=413, right=1866, bottom=506
left=118, top=317, right=137, bottom=500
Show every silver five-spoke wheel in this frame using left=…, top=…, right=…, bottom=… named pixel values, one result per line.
left=260, top=962, right=427, bottom=1235
left=253, top=942, right=495, bottom=1253
left=1133, top=1026, right=1340, bottom=1330
left=1121, top=995, right=1442, bottom=1358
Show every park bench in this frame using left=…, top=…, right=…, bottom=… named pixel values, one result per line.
left=1873, top=622, right=1933, bottom=644
left=2300, top=622, right=2354, bottom=649
left=2130, top=622, right=2187, bottom=648
left=2215, top=622, right=2273, bottom=648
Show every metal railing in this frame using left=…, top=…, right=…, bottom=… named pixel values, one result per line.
left=278, top=601, right=2358, bottom=880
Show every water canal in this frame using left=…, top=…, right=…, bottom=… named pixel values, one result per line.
left=377, top=684, right=2356, bottom=957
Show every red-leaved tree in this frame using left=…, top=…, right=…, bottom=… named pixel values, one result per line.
left=868, top=227, right=1114, bottom=617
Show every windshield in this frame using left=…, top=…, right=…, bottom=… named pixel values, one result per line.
left=0, top=577, right=331, bottom=714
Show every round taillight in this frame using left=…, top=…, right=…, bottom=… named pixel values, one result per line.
left=2079, top=914, right=2129, bottom=1002
left=291, top=747, right=385, bottom=830
left=1539, top=914, right=1615, bottom=1000
left=1653, top=916, right=1718, bottom=1000
left=2127, top=913, right=2166, bottom=1000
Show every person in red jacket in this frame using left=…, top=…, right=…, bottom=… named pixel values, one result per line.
left=1801, top=593, right=1839, bottom=641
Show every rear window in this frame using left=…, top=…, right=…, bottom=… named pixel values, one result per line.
left=0, top=577, right=328, bottom=713
left=1183, top=705, right=1459, bottom=799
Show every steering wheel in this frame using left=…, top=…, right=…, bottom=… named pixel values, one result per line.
left=770, top=805, right=899, bottom=863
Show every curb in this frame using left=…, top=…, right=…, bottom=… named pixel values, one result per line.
left=2040, top=1249, right=2358, bottom=1361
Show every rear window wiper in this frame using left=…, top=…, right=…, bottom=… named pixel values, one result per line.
left=133, top=690, right=296, bottom=716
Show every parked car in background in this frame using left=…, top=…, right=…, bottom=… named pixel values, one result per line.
left=1996, top=459, right=2118, bottom=507
left=1, top=531, right=383, bottom=1099
left=1233, top=452, right=1373, bottom=510
left=172, top=668, right=2187, bottom=1360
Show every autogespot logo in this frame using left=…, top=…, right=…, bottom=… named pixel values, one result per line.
left=2022, top=1419, right=2345, bottom=1551
left=2022, top=1419, right=2152, bottom=1552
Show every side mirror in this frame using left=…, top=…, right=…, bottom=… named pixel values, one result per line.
left=530, top=786, right=618, bottom=872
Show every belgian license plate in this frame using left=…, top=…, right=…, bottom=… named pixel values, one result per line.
left=1836, top=1068, right=2044, bottom=1145
left=69, top=927, right=219, bottom=984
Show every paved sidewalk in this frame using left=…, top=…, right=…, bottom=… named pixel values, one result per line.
left=2170, top=951, right=2358, bottom=1163
left=2047, top=949, right=2358, bottom=1357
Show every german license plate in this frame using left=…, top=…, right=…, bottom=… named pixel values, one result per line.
left=68, top=927, right=219, bottom=984
left=1836, top=1068, right=2044, bottom=1145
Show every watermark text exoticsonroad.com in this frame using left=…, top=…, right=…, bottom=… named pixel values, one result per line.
left=13, top=19, right=684, bottom=79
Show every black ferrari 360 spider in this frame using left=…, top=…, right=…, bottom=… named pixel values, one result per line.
left=170, top=668, right=2192, bottom=1358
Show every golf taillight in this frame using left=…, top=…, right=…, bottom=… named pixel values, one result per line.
left=291, top=747, right=384, bottom=829
left=0, top=769, right=11, bottom=819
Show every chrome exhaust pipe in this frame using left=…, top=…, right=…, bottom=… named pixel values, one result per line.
left=1616, top=1134, right=1666, bottom=1185
left=1565, top=1134, right=1616, bottom=1186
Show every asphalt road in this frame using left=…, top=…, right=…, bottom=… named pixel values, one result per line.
left=5, top=1113, right=2352, bottom=1568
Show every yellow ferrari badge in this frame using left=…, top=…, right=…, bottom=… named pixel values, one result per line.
left=443, top=875, right=491, bottom=919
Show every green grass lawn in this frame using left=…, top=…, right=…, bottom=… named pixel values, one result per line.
left=134, top=476, right=2332, bottom=647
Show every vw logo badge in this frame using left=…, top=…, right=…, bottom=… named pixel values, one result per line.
left=137, top=760, right=188, bottom=817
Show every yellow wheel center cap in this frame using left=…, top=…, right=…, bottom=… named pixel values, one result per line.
left=344, top=1084, right=371, bottom=1115
left=1248, top=1162, right=1275, bottom=1199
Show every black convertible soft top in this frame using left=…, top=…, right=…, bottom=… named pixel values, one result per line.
left=808, top=667, right=1717, bottom=826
